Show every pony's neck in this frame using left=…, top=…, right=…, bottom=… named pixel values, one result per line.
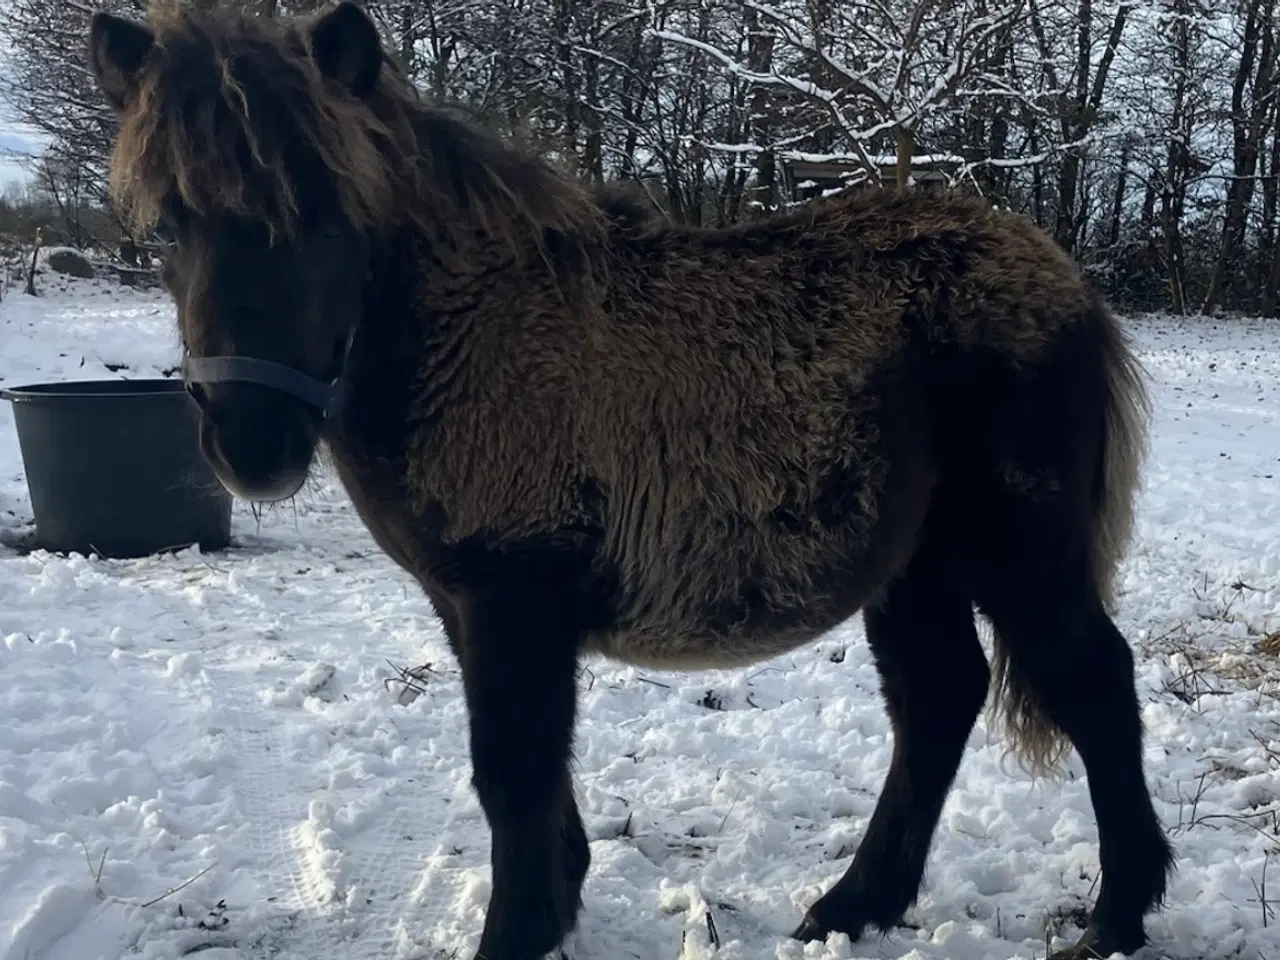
left=395, top=107, right=606, bottom=272
left=327, top=233, right=421, bottom=463
left=332, top=108, right=608, bottom=466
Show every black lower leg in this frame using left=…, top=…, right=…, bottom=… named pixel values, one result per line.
left=453, top=575, right=589, bottom=960
left=983, top=587, right=1173, bottom=959
left=796, top=544, right=989, bottom=944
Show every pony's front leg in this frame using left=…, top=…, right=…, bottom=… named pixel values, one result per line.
left=452, top=578, right=589, bottom=960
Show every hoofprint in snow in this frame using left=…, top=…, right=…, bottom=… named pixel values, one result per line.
left=0, top=276, right=1277, bottom=960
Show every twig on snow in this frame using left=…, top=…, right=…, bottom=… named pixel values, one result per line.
left=139, top=863, right=217, bottom=908
left=78, top=839, right=218, bottom=911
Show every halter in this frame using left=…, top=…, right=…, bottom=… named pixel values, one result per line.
left=181, top=328, right=355, bottom=420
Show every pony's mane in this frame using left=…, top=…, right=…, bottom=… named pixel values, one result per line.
left=108, top=0, right=599, bottom=250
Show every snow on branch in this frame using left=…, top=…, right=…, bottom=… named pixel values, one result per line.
left=647, top=0, right=1031, bottom=184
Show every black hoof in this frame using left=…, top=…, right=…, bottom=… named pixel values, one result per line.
left=791, top=906, right=873, bottom=945
left=1047, top=921, right=1147, bottom=959
left=473, top=892, right=574, bottom=960
left=474, top=813, right=589, bottom=960
left=792, top=913, right=831, bottom=943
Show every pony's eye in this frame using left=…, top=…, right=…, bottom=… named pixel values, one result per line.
left=154, top=208, right=185, bottom=245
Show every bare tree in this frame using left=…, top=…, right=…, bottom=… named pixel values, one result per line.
left=652, top=0, right=1027, bottom=190
left=0, top=0, right=143, bottom=211
left=0, top=0, right=1277, bottom=313
left=1202, top=0, right=1277, bottom=313
left=1065, top=0, right=1130, bottom=251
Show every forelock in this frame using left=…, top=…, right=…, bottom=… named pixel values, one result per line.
left=106, top=2, right=398, bottom=239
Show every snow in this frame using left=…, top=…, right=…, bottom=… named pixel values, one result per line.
left=0, top=274, right=1278, bottom=960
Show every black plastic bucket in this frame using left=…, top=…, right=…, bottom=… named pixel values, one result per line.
left=1, top=378, right=232, bottom=558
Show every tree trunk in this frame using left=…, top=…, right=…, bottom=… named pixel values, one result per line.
left=1202, top=0, right=1275, bottom=313
left=552, top=0, right=580, bottom=168
left=1161, top=0, right=1193, bottom=315
left=744, top=5, right=778, bottom=212
left=895, top=127, right=915, bottom=192
left=1108, top=139, right=1132, bottom=249
left=1053, top=0, right=1130, bottom=255
left=1262, top=106, right=1280, bottom=314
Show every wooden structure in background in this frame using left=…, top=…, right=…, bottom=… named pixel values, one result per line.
left=782, top=155, right=962, bottom=201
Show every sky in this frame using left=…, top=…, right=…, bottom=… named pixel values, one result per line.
left=0, top=20, right=45, bottom=193
left=0, top=120, right=42, bottom=191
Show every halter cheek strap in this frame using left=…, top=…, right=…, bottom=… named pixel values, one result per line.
left=181, top=328, right=355, bottom=420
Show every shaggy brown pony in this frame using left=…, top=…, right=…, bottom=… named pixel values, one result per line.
left=89, top=3, right=1175, bottom=958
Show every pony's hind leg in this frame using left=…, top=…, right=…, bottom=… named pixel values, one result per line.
left=974, top=513, right=1174, bottom=959
left=794, top=531, right=989, bottom=944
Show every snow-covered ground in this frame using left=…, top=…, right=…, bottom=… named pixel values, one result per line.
left=0, top=275, right=1277, bottom=960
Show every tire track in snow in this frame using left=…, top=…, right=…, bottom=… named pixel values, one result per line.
left=316, top=687, right=486, bottom=959
left=212, top=675, right=339, bottom=959
left=354, top=771, right=478, bottom=959
left=204, top=658, right=489, bottom=959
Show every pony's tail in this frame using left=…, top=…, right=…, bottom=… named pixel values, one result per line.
left=989, top=300, right=1150, bottom=778
left=1086, top=303, right=1151, bottom=614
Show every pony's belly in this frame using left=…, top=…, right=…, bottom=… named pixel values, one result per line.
left=586, top=542, right=894, bottom=670
left=584, top=622, right=827, bottom=670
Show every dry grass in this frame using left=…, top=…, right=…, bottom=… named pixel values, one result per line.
left=1137, top=575, right=1280, bottom=708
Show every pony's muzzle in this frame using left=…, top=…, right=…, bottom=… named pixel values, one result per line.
left=197, top=383, right=318, bottom=502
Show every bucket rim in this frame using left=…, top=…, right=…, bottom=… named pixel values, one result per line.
left=0, top=377, right=186, bottom=403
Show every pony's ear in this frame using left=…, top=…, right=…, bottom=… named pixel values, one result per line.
left=88, top=12, right=155, bottom=111
left=308, top=2, right=382, bottom=98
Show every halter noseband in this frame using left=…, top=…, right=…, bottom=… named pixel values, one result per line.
left=181, top=329, right=354, bottom=420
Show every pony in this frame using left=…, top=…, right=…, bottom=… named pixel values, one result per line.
left=88, top=3, right=1175, bottom=957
